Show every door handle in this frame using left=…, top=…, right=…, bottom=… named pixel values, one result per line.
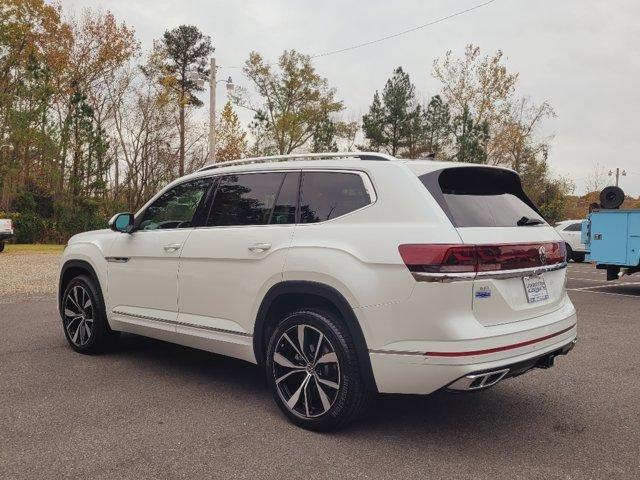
left=248, top=243, right=272, bottom=253
left=163, top=243, right=182, bottom=253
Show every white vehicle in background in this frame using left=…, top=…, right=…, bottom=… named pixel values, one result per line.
left=57, top=152, right=577, bottom=431
left=0, top=219, right=13, bottom=252
left=555, top=219, right=586, bottom=262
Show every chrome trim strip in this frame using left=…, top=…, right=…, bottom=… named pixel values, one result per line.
left=369, top=348, right=423, bottom=356
left=411, top=271, right=476, bottom=283
left=411, top=261, right=568, bottom=283
left=112, top=310, right=252, bottom=337
left=475, top=261, right=568, bottom=280
left=105, top=257, right=130, bottom=263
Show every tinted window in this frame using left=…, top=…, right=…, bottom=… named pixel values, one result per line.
left=139, top=178, right=211, bottom=230
left=565, top=222, right=582, bottom=231
left=420, top=167, right=545, bottom=228
left=299, top=172, right=371, bottom=223
left=271, top=172, right=300, bottom=225
left=207, top=172, right=285, bottom=226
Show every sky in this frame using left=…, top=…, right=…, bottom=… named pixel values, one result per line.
left=59, top=0, right=640, bottom=195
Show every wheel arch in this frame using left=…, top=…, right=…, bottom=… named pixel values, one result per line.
left=58, top=259, right=102, bottom=315
left=254, top=281, right=378, bottom=392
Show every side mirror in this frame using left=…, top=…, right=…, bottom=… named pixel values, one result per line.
left=108, top=213, right=135, bottom=233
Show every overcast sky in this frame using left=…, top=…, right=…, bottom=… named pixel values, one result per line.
left=59, top=0, right=640, bottom=195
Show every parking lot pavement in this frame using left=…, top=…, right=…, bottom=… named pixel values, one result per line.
left=1, top=261, right=639, bottom=479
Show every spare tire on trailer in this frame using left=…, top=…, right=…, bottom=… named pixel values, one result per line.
left=600, top=186, right=625, bottom=209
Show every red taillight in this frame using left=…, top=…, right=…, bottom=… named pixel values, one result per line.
left=398, top=244, right=477, bottom=273
left=399, top=242, right=565, bottom=275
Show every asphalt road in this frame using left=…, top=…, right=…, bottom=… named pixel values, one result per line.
left=1, top=263, right=639, bottom=479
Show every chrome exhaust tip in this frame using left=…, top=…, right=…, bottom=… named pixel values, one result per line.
left=447, top=368, right=510, bottom=392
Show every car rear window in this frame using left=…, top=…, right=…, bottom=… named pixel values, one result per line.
left=419, top=167, right=545, bottom=228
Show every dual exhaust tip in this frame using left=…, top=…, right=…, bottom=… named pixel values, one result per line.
left=447, top=339, right=577, bottom=392
left=447, top=368, right=510, bottom=392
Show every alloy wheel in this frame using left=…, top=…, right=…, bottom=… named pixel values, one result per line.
left=63, top=285, right=94, bottom=347
left=272, top=324, right=341, bottom=418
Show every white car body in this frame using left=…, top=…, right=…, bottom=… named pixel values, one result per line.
left=0, top=219, right=13, bottom=245
left=58, top=153, right=577, bottom=399
left=555, top=219, right=586, bottom=253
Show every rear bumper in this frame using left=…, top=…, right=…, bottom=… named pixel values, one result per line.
left=369, top=312, right=577, bottom=394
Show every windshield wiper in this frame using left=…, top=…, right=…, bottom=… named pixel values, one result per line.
left=517, top=216, right=544, bottom=226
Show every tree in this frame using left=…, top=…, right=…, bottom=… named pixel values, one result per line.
left=240, top=50, right=344, bottom=154
left=215, top=102, right=247, bottom=162
left=450, top=106, right=489, bottom=163
left=362, top=67, right=422, bottom=157
left=157, top=25, right=213, bottom=176
left=422, top=95, right=451, bottom=157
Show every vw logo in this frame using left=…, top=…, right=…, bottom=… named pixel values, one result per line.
left=538, top=246, right=547, bottom=265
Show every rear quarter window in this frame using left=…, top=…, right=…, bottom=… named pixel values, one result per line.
left=419, top=167, right=545, bottom=228
left=299, top=172, right=371, bottom=223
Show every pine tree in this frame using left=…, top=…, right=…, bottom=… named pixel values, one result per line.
left=215, top=102, right=247, bottom=162
left=362, top=67, right=421, bottom=157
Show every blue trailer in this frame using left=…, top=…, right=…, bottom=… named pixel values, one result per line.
left=582, top=209, right=640, bottom=280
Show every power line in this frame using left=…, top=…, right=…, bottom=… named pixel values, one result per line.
left=220, top=0, right=499, bottom=69
left=310, top=0, right=498, bottom=58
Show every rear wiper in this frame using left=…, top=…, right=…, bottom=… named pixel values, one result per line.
left=517, top=216, right=544, bottom=226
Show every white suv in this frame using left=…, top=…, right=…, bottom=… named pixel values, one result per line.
left=58, top=152, right=577, bottom=430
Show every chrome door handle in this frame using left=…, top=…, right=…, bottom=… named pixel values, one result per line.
left=163, top=243, right=182, bottom=253
left=248, top=243, right=271, bottom=253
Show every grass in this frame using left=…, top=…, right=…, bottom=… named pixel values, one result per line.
left=3, top=243, right=65, bottom=254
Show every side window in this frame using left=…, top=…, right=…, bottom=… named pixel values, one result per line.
left=138, top=178, right=211, bottom=230
left=565, top=222, right=582, bottom=232
left=299, top=172, right=371, bottom=224
left=271, top=172, right=300, bottom=225
left=207, top=172, right=285, bottom=226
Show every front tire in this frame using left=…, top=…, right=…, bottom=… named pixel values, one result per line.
left=573, top=252, right=585, bottom=263
left=0, top=241, right=4, bottom=252
left=266, top=309, right=370, bottom=431
left=60, top=275, right=117, bottom=354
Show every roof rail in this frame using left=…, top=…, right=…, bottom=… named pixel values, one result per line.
left=197, top=151, right=394, bottom=172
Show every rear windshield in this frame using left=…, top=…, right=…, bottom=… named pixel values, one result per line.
left=419, top=167, right=545, bottom=228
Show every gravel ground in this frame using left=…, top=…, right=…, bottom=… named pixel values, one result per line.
left=0, top=251, right=59, bottom=299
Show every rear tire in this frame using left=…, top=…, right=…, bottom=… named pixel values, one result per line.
left=565, top=244, right=574, bottom=263
left=0, top=241, right=4, bottom=252
left=573, top=253, right=585, bottom=263
left=265, top=308, right=370, bottom=431
left=60, top=275, right=118, bottom=354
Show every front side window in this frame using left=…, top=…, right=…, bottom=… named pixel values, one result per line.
left=299, top=172, right=371, bottom=223
left=207, top=172, right=287, bottom=226
left=138, top=178, right=211, bottom=230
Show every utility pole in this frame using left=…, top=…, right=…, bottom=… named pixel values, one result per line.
left=608, top=167, right=627, bottom=187
left=189, top=58, right=234, bottom=164
left=209, top=57, right=217, bottom=163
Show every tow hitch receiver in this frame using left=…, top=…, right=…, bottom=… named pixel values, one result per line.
left=536, top=338, right=576, bottom=369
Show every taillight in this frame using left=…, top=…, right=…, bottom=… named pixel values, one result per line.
left=398, top=244, right=477, bottom=273
left=399, top=242, right=565, bottom=276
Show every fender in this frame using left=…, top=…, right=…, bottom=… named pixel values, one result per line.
left=58, top=259, right=102, bottom=315
left=254, top=280, right=378, bottom=392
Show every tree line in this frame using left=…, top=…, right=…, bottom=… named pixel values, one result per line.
left=1, top=0, right=572, bottom=243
